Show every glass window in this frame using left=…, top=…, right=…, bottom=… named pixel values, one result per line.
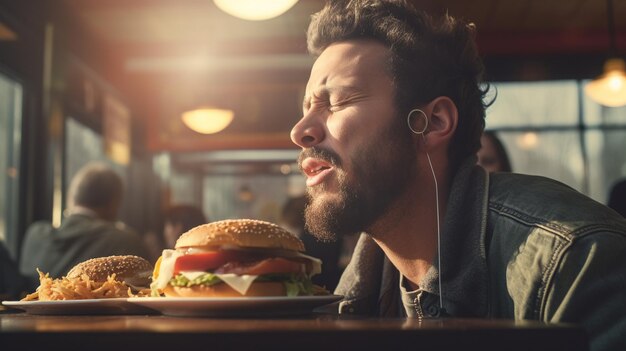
left=485, top=80, right=626, bottom=205
left=65, top=117, right=107, bottom=180
left=0, top=72, right=23, bottom=257
left=585, top=129, right=626, bottom=203
left=202, top=174, right=294, bottom=224
left=492, top=131, right=585, bottom=193
left=582, top=81, right=626, bottom=127
left=486, top=81, right=579, bottom=128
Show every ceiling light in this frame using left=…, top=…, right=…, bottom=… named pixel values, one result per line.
left=516, top=132, right=539, bottom=150
left=585, top=0, right=626, bottom=107
left=585, top=58, right=626, bottom=107
left=213, top=0, right=298, bottom=21
left=181, top=108, right=234, bottom=134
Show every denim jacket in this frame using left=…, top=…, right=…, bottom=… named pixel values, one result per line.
left=334, top=159, right=626, bottom=351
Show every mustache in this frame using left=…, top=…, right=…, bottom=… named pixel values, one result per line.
left=297, top=147, right=342, bottom=170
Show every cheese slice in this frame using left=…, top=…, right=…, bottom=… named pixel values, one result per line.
left=215, top=274, right=259, bottom=295
left=170, top=270, right=260, bottom=295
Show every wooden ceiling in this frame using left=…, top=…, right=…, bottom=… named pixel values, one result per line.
left=60, top=0, right=626, bottom=54
left=35, top=0, right=626, bottom=152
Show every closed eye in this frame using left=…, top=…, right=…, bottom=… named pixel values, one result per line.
left=329, top=94, right=368, bottom=112
left=304, top=93, right=331, bottom=114
left=329, top=102, right=345, bottom=112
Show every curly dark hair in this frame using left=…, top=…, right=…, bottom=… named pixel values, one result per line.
left=307, top=0, right=491, bottom=170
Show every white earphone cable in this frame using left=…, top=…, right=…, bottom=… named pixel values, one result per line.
left=422, top=134, right=444, bottom=313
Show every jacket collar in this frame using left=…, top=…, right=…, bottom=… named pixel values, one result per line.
left=416, top=157, right=490, bottom=316
left=337, top=157, right=491, bottom=317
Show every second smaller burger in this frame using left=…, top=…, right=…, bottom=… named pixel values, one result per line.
left=22, top=255, right=152, bottom=301
left=152, top=219, right=324, bottom=297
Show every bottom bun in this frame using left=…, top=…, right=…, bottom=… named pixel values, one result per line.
left=163, top=282, right=286, bottom=298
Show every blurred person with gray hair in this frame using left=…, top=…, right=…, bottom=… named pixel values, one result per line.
left=19, top=162, right=148, bottom=291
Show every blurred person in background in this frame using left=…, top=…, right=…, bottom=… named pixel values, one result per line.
left=1, top=241, right=27, bottom=301
left=19, top=162, right=148, bottom=291
left=477, top=130, right=512, bottom=173
left=290, top=1, right=626, bottom=351
left=163, top=204, right=207, bottom=248
left=280, top=195, right=342, bottom=291
left=143, top=204, right=207, bottom=263
left=608, top=179, right=626, bottom=217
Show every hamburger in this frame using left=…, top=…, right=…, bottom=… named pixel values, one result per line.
left=152, top=219, right=323, bottom=297
left=22, top=255, right=153, bottom=301
left=66, top=255, right=153, bottom=292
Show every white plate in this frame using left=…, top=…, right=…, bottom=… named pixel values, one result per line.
left=127, top=295, right=343, bottom=317
left=1, top=298, right=158, bottom=315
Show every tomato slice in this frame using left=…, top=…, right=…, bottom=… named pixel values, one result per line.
left=174, top=251, right=245, bottom=274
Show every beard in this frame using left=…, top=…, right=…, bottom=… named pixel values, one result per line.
left=299, top=115, right=416, bottom=242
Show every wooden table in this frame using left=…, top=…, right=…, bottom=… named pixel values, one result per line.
left=0, top=311, right=588, bottom=351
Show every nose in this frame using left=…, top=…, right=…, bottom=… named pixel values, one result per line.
left=290, top=114, right=325, bottom=148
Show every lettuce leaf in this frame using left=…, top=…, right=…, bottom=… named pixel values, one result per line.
left=169, top=273, right=223, bottom=287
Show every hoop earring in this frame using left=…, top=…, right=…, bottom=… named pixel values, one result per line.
left=407, top=109, right=428, bottom=135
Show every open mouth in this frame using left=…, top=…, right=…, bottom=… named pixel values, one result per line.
left=301, top=158, right=332, bottom=175
left=301, top=158, right=334, bottom=186
left=305, top=164, right=331, bottom=176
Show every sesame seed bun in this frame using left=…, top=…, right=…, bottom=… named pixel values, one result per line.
left=66, top=255, right=152, bottom=282
left=175, top=219, right=305, bottom=252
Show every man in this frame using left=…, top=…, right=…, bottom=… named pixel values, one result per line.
left=162, top=204, right=207, bottom=248
left=608, top=179, right=626, bottom=217
left=290, top=1, right=626, bottom=351
left=1, top=241, right=27, bottom=300
left=19, top=162, right=148, bottom=290
left=143, top=204, right=207, bottom=263
left=477, top=131, right=512, bottom=173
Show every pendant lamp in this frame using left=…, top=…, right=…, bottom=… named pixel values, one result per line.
left=213, top=0, right=299, bottom=21
left=585, top=0, right=626, bottom=107
left=181, top=107, right=234, bottom=134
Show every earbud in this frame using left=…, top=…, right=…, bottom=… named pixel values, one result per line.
left=407, top=109, right=429, bottom=135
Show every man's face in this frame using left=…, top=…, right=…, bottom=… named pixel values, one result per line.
left=291, top=40, right=416, bottom=241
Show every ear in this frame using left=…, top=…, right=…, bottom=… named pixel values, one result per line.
left=422, top=96, right=458, bottom=148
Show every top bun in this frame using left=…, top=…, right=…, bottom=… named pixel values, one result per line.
left=67, top=255, right=152, bottom=282
left=175, top=219, right=305, bottom=252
